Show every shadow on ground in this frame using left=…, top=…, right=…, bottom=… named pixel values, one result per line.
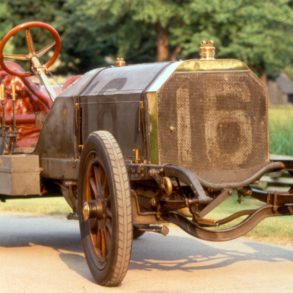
left=0, top=214, right=292, bottom=282
left=130, top=233, right=293, bottom=272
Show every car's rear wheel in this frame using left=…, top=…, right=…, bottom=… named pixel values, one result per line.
left=78, top=131, right=132, bottom=287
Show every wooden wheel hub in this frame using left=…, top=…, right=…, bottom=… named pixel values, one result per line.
left=83, top=200, right=104, bottom=220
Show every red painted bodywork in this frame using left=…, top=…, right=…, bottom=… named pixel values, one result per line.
left=0, top=61, right=79, bottom=150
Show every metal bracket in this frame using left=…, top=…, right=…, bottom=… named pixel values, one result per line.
left=134, top=224, right=169, bottom=236
left=163, top=164, right=212, bottom=203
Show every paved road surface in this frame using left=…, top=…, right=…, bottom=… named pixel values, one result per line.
left=0, top=213, right=292, bottom=293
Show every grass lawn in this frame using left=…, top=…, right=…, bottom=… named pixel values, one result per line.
left=269, top=105, right=293, bottom=156
left=0, top=197, right=71, bottom=216
left=207, top=195, right=293, bottom=247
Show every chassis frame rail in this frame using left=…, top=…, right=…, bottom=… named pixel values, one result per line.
left=163, top=203, right=292, bottom=242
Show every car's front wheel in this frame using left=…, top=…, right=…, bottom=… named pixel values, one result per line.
left=78, top=131, right=132, bottom=287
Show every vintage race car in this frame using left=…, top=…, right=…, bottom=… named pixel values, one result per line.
left=0, top=22, right=292, bottom=287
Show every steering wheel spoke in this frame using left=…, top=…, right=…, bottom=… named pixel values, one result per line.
left=3, top=53, right=30, bottom=61
left=25, top=29, right=36, bottom=55
left=36, top=42, right=56, bottom=58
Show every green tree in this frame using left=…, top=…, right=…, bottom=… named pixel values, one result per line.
left=0, top=2, right=10, bottom=34
left=55, top=0, right=196, bottom=71
left=180, top=0, right=293, bottom=78
left=3, top=0, right=65, bottom=25
left=0, top=2, right=13, bottom=53
left=1, top=0, right=293, bottom=77
left=58, top=0, right=293, bottom=77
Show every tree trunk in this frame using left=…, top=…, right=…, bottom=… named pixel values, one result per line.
left=255, top=66, right=267, bottom=86
left=170, top=45, right=181, bottom=61
left=156, top=23, right=169, bottom=61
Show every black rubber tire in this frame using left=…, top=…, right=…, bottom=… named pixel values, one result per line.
left=78, top=131, right=132, bottom=287
left=133, top=226, right=145, bottom=239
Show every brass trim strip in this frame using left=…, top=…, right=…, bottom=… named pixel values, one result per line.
left=146, top=92, right=159, bottom=164
left=176, top=59, right=248, bottom=71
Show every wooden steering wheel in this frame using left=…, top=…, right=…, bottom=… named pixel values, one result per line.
left=0, top=21, right=61, bottom=78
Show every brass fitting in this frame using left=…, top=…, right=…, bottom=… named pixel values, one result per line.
left=199, top=40, right=215, bottom=60
left=82, top=200, right=104, bottom=220
left=0, top=84, right=4, bottom=100
left=162, top=176, right=173, bottom=196
left=115, top=57, right=126, bottom=67
left=132, top=148, right=141, bottom=163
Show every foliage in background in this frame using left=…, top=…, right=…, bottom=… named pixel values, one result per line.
left=0, top=2, right=12, bottom=53
left=1, top=0, right=292, bottom=76
left=181, top=0, right=293, bottom=77
left=284, top=66, right=293, bottom=80
left=0, top=3, right=9, bottom=32
left=55, top=0, right=186, bottom=71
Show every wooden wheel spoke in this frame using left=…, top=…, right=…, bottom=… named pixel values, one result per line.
left=93, top=165, right=103, bottom=196
left=3, top=53, right=30, bottom=61
left=100, top=169, right=106, bottom=187
left=102, top=177, right=108, bottom=194
left=88, top=218, right=97, bottom=236
left=89, top=177, right=98, bottom=198
left=105, top=228, right=111, bottom=255
left=103, top=179, right=110, bottom=203
left=96, top=227, right=101, bottom=252
left=25, top=29, right=36, bottom=54
left=106, top=207, right=112, bottom=219
left=93, top=165, right=101, bottom=186
left=105, top=219, right=112, bottom=237
left=96, top=227, right=107, bottom=257
left=90, top=218, right=98, bottom=230
left=101, top=228, right=107, bottom=257
left=36, top=41, right=56, bottom=57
